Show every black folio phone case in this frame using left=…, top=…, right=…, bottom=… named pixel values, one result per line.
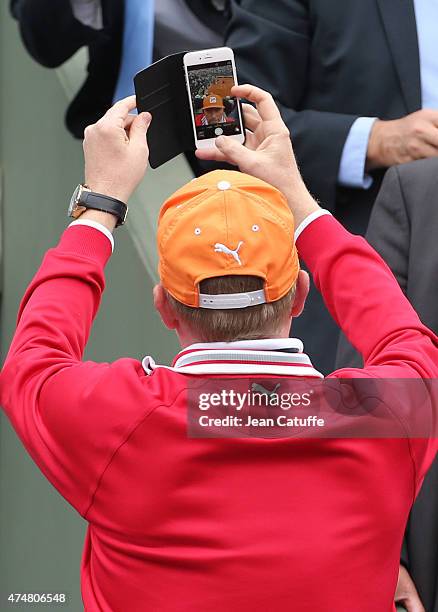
left=134, top=51, right=245, bottom=169
left=134, top=52, right=196, bottom=169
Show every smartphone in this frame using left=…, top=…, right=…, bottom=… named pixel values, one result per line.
left=183, top=47, right=245, bottom=149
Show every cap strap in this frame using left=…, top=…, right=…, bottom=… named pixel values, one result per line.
left=199, top=289, right=266, bottom=310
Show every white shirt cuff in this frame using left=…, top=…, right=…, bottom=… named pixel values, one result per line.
left=71, top=0, right=103, bottom=30
left=338, top=117, right=377, bottom=189
left=294, top=209, right=332, bottom=242
left=68, top=219, right=114, bottom=253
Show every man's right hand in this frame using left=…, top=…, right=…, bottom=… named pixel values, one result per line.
left=195, top=84, right=320, bottom=228
left=367, top=109, right=438, bottom=170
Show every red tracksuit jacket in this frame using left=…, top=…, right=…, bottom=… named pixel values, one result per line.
left=0, top=214, right=437, bottom=611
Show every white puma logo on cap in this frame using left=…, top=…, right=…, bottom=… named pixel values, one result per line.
left=214, top=241, right=244, bottom=266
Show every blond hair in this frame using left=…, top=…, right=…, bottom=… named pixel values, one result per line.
left=167, top=276, right=295, bottom=342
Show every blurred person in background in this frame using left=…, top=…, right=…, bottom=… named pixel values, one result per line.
left=337, top=158, right=438, bottom=612
left=226, top=0, right=438, bottom=374
left=10, top=0, right=229, bottom=138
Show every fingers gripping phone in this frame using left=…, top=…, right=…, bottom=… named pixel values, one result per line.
left=183, top=47, right=245, bottom=149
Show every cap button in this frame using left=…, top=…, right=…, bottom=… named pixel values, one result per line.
left=217, top=180, right=231, bottom=191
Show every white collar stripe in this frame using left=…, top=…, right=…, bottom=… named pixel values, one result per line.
left=142, top=360, right=323, bottom=378
left=174, top=349, right=312, bottom=369
left=173, top=363, right=323, bottom=377
left=142, top=338, right=324, bottom=378
left=181, top=339, right=304, bottom=352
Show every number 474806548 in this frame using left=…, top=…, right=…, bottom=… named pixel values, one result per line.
left=7, top=593, right=67, bottom=604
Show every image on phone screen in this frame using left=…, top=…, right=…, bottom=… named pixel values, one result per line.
left=187, top=60, right=243, bottom=141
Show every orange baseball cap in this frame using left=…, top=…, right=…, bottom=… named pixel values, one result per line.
left=202, top=94, right=224, bottom=109
left=157, top=170, right=300, bottom=309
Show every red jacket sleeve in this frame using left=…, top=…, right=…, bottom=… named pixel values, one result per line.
left=0, top=225, right=152, bottom=517
left=296, top=214, right=438, bottom=481
left=296, top=214, right=438, bottom=379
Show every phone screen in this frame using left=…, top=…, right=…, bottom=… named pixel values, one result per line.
left=187, top=60, right=243, bottom=141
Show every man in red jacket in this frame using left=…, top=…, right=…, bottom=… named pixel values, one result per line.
left=0, top=84, right=437, bottom=612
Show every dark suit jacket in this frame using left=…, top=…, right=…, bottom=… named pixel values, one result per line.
left=227, top=0, right=422, bottom=233
left=10, top=0, right=229, bottom=139
left=226, top=0, right=422, bottom=373
left=337, top=159, right=438, bottom=612
left=10, top=0, right=125, bottom=138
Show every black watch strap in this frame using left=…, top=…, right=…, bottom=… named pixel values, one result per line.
left=82, top=191, right=128, bottom=227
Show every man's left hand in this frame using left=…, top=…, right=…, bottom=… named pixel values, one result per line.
left=395, top=565, right=425, bottom=612
left=83, top=95, right=151, bottom=203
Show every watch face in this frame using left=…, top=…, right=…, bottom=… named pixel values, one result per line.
left=68, top=184, right=82, bottom=217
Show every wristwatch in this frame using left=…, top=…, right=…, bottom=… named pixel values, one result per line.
left=68, top=184, right=128, bottom=227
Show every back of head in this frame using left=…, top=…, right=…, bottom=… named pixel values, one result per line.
left=157, top=170, right=300, bottom=342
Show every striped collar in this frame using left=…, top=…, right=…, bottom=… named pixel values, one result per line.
left=141, top=338, right=324, bottom=378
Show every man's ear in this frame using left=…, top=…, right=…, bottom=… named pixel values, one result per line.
left=291, top=270, right=310, bottom=318
left=153, top=284, right=178, bottom=330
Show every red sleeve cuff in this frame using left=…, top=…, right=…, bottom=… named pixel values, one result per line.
left=295, top=214, right=341, bottom=271
left=58, top=224, right=113, bottom=267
